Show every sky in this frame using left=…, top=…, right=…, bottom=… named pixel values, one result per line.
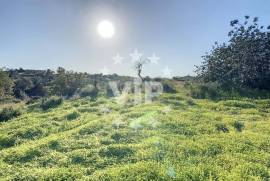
left=0, top=0, right=270, bottom=77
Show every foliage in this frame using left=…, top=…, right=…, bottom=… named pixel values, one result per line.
left=189, top=82, right=221, bottom=100
left=53, top=67, right=87, bottom=97
left=0, top=135, right=16, bottom=148
left=0, top=107, right=22, bottom=122
left=13, top=77, right=32, bottom=99
left=66, top=111, right=80, bottom=120
left=0, top=69, right=14, bottom=98
left=233, top=121, right=245, bottom=132
left=0, top=79, right=270, bottom=180
left=188, top=82, right=270, bottom=100
left=196, top=16, right=270, bottom=90
left=79, top=85, right=99, bottom=99
left=106, top=85, right=115, bottom=97
left=40, top=96, right=63, bottom=110
left=162, top=81, right=177, bottom=93
left=215, top=122, right=229, bottom=133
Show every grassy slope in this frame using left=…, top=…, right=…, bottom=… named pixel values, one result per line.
left=0, top=86, right=270, bottom=180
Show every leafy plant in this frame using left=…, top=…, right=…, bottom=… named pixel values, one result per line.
left=196, top=16, right=270, bottom=90
left=0, top=69, right=14, bottom=98
left=66, top=111, right=80, bottom=120
left=162, top=82, right=177, bottom=93
left=0, top=107, right=22, bottom=122
left=79, top=85, right=98, bottom=100
left=215, top=123, right=229, bottom=133
left=233, top=121, right=245, bottom=132
left=40, top=96, right=63, bottom=110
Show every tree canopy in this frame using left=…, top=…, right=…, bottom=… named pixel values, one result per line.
left=196, top=16, right=270, bottom=90
left=0, top=69, right=14, bottom=98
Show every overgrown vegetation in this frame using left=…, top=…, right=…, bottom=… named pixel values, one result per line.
left=0, top=16, right=270, bottom=180
left=0, top=82, right=269, bottom=180
left=0, top=69, right=14, bottom=99
left=0, top=107, right=22, bottom=122
left=40, top=96, right=63, bottom=110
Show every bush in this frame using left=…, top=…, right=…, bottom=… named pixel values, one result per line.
left=99, top=145, right=134, bottom=159
left=215, top=123, right=229, bottom=133
left=0, top=135, right=16, bottom=148
left=66, top=111, right=80, bottom=120
left=0, top=107, right=22, bottom=122
left=223, top=100, right=255, bottom=109
left=0, top=69, right=14, bottom=98
left=190, top=82, right=220, bottom=100
left=186, top=98, right=196, bottom=105
left=106, top=86, right=115, bottom=97
left=79, top=85, right=98, bottom=99
left=162, top=82, right=177, bottom=93
left=48, top=140, right=61, bottom=150
left=15, top=127, right=44, bottom=140
left=40, top=96, right=63, bottom=110
left=233, top=121, right=244, bottom=132
left=190, top=82, right=270, bottom=100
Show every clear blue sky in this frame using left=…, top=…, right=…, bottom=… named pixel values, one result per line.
left=0, top=0, right=270, bottom=77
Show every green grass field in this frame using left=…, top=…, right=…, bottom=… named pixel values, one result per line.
left=0, top=85, right=270, bottom=180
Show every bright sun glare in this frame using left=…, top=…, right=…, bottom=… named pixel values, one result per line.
left=97, top=20, right=115, bottom=39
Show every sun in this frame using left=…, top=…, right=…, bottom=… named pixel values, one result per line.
left=97, top=20, right=115, bottom=39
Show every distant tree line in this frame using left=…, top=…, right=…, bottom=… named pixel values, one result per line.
left=0, top=67, right=133, bottom=100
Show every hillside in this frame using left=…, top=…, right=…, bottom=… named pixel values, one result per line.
left=0, top=85, right=270, bottom=180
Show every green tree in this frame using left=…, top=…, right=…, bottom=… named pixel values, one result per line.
left=196, top=16, right=270, bottom=90
left=0, top=69, right=14, bottom=98
left=53, top=67, right=87, bottom=97
left=53, top=67, right=68, bottom=96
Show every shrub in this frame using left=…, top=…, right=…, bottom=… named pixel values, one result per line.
left=162, top=82, right=177, bottom=93
left=106, top=86, right=115, bottom=97
left=223, top=100, right=256, bottom=109
left=233, top=121, right=245, bottom=132
left=204, top=143, right=223, bottom=156
left=79, top=123, right=103, bottom=135
left=40, top=96, right=63, bottom=110
left=80, top=85, right=98, bottom=99
left=66, top=111, right=80, bottom=120
left=0, top=107, right=22, bottom=122
left=215, top=123, right=229, bottom=133
left=99, top=145, right=134, bottom=159
left=0, top=69, right=14, bottom=98
left=22, top=149, right=42, bottom=162
left=78, top=107, right=98, bottom=113
left=186, top=98, right=196, bottom=105
left=15, top=127, right=44, bottom=140
left=190, top=82, right=220, bottom=99
left=48, top=140, right=61, bottom=150
left=0, top=135, right=15, bottom=148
